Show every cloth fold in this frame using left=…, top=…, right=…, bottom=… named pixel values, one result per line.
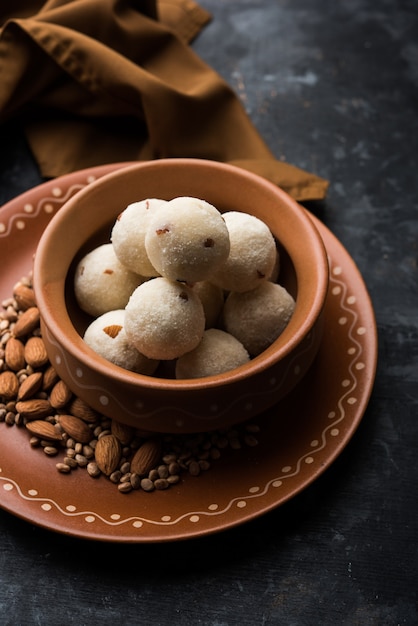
left=0, top=0, right=328, bottom=201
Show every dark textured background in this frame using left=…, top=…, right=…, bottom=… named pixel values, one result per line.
left=1, top=1, right=417, bottom=624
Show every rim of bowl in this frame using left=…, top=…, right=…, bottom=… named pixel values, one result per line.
left=33, top=159, right=329, bottom=392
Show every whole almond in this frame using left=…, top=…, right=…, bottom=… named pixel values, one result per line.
left=17, top=371, right=44, bottom=401
left=26, top=420, right=62, bottom=442
left=15, top=398, right=53, bottom=420
left=13, top=283, right=36, bottom=310
left=59, top=414, right=92, bottom=443
left=42, top=365, right=59, bottom=391
left=130, top=438, right=162, bottom=476
left=50, top=380, right=73, bottom=409
left=0, top=370, right=19, bottom=399
left=4, top=336, right=25, bottom=371
left=24, top=336, right=49, bottom=368
left=68, top=397, right=99, bottom=423
left=111, top=420, right=135, bottom=445
left=13, top=307, right=40, bottom=338
left=95, top=434, right=122, bottom=476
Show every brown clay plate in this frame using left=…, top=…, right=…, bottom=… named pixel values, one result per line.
left=0, top=163, right=377, bottom=543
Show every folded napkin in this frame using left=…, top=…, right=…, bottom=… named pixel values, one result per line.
left=0, top=0, right=328, bottom=201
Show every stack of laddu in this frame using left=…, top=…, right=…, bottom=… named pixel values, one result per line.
left=73, top=196, right=295, bottom=379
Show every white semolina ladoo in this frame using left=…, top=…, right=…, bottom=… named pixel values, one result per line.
left=222, top=281, right=296, bottom=357
left=74, top=243, right=146, bottom=318
left=175, top=328, right=250, bottom=379
left=144, top=196, right=230, bottom=284
left=124, top=277, right=205, bottom=360
left=210, top=211, right=277, bottom=293
left=83, top=309, right=159, bottom=374
left=111, top=198, right=165, bottom=277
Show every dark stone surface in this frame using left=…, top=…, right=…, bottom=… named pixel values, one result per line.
left=0, top=1, right=417, bottom=624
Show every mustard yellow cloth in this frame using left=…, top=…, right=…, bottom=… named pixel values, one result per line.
left=0, top=0, right=328, bottom=201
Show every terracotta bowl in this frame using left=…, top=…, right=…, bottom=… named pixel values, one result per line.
left=33, top=159, right=328, bottom=434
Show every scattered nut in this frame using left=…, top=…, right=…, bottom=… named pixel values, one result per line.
left=0, top=273, right=261, bottom=496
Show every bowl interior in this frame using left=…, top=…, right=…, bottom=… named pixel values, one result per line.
left=34, top=159, right=328, bottom=388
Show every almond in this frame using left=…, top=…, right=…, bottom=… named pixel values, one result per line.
left=24, top=336, right=49, bottom=368
left=42, top=365, right=59, bottom=391
left=26, top=420, right=62, bottom=442
left=13, top=283, right=36, bottom=310
left=95, top=434, right=122, bottom=476
left=59, top=414, right=92, bottom=443
left=50, top=380, right=73, bottom=409
left=17, top=371, right=44, bottom=401
left=130, top=438, right=162, bottom=476
left=15, top=398, right=53, bottom=420
left=4, top=336, right=26, bottom=371
left=68, top=397, right=99, bottom=423
left=111, top=420, right=135, bottom=445
left=103, top=324, right=123, bottom=338
left=0, top=370, right=19, bottom=400
left=13, top=307, right=40, bottom=338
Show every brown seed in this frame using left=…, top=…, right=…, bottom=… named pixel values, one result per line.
left=0, top=370, right=19, bottom=399
left=17, top=371, right=43, bottom=401
left=49, top=379, right=73, bottom=409
left=140, top=478, right=155, bottom=492
left=26, top=420, right=62, bottom=442
left=63, top=456, right=78, bottom=468
left=130, top=473, right=141, bottom=490
left=94, top=434, right=122, bottom=476
left=157, top=464, right=169, bottom=479
left=43, top=446, right=59, bottom=456
left=120, top=461, right=131, bottom=474
left=4, top=336, right=26, bottom=371
left=13, top=283, right=36, bottom=310
left=109, top=470, right=122, bottom=483
left=148, top=468, right=159, bottom=482
left=59, top=414, right=92, bottom=444
left=15, top=398, right=52, bottom=420
left=188, top=460, right=201, bottom=476
left=118, top=482, right=132, bottom=494
left=87, top=462, right=101, bottom=477
left=130, top=438, right=162, bottom=476
left=168, top=461, right=180, bottom=475
left=82, top=444, right=94, bottom=459
left=154, top=478, right=169, bottom=490
left=75, top=453, right=88, bottom=467
left=12, top=307, right=40, bottom=338
left=24, top=336, right=49, bottom=368
left=5, top=411, right=16, bottom=425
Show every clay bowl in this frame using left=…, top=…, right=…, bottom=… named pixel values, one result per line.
left=33, top=159, right=328, bottom=434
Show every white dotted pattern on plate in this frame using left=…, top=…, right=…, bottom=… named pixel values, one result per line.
left=0, top=179, right=98, bottom=236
